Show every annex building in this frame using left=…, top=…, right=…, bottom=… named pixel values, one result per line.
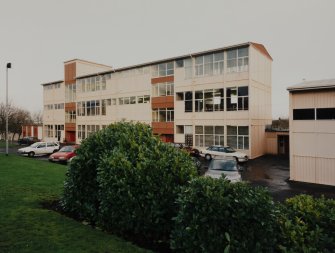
left=42, top=42, right=272, bottom=159
left=288, top=79, right=335, bottom=185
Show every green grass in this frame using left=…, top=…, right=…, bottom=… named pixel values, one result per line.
left=0, top=154, right=151, bottom=253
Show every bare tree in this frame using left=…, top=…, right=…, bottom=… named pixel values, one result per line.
left=0, top=102, right=33, bottom=140
left=31, top=110, right=43, bottom=124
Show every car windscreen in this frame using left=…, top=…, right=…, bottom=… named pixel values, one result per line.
left=30, top=143, right=39, bottom=148
left=224, top=147, right=236, bottom=153
left=210, top=160, right=237, bottom=171
left=59, top=146, right=74, bottom=152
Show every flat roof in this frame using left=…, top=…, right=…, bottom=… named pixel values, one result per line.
left=287, top=78, right=335, bottom=91
left=41, top=41, right=272, bottom=84
left=41, top=80, right=63, bottom=86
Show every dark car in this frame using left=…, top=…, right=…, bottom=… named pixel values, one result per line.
left=169, top=142, right=200, bottom=157
left=18, top=136, right=39, bottom=145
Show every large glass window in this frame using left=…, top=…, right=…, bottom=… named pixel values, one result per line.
left=195, top=125, right=224, bottom=147
left=316, top=108, right=335, bottom=120
left=78, top=125, right=86, bottom=140
left=227, top=86, right=248, bottom=111
left=227, top=126, right=249, bottom=150
left=227, top=47, right=249, bottom=72
left=65, top=110, right=76, bottom=123
left=195, top=89, right=224, bottom=112
left=77, top=75, right=107, bottom=93
left=185, top=91, right=193, bottom=112
left=152, top=61, right=174, bottom=77
left=152, top=82, right=174, bottom=97
left=152, top=108, right=174, bottom=122
left=195, top=52, right=224, bottom=77
left=65, top=83, right=76, bottom=102
left=44, top=125, right=54, bottom=138
left=293, top=109, right=315, bottom=120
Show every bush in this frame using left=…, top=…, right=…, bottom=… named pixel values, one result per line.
left=170, top=177, right=279, bottom=253
left=62, top=122, right=197, bottom=243
left=278, top=195, right=335, bottom=253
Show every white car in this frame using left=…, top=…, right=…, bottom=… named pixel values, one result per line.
left=205, top=158, right=242, bottom=182
left=199, top=145, right=248, bottom=162
left=18, top=142, right=60, bottom=157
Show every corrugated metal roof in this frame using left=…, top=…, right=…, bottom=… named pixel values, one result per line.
left=287, top=78, right=335, bottom=91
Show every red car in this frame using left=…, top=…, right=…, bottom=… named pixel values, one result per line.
left=48, top=145, right=79, bottom=164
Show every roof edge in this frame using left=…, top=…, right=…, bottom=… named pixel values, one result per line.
left=40, top=80, right=63, bottom=86
left=249, top=42, right=273, bottom=61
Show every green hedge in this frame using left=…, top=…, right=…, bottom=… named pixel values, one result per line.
left=170, top=177, right=279, bottom=253
left=278, top=195, right=335, bottom=253
left=62, top=122, right=197, bottom=243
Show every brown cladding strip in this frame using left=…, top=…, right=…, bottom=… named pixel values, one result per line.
left=151, top=96, right=174, bottom=109
left=65, top=62, right=76, bottom=84
left=151, top=76, right=174, bottom=84
left=152, top=122, right=174, bottom=135
left=65, top=123, right=76, bottom=132
left=65, top=102, right=76, bottom=111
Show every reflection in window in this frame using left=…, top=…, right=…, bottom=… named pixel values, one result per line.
left=195, top=125, right=224, bottom=147
left=227, top=86, right=248, bottom=111
left=227, top=126, right=249, bottom=150
left=227, top=47, right=249, bottom=72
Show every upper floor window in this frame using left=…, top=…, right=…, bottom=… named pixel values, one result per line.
left=195, top=52, right=224, bottom=76
left=226, top=86, right=248, bottom=111
left=293, top=109, right=315, bottom=120
left=152, top=108, right=174, bottom=122
left=227, top=47, right=249, bottom=72
left=152, top=82, right=174, bottom=97
left=152, top=61, right=174, bottom=77
left=65, top=83, right=76, bottom=102
left=77, top=75, right=107, bottom=93
left=316, top=108, right=335, bottom=120
left=195, top=89, right=224, bottom=112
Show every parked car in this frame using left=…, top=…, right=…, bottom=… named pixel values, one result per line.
left=18, top=136, right=39, bottom=145
left=205, top=157, right=241, bottom=182
left=199, top=145, right=248, bottom=162
left=17, top=142, right=60, bottom=157
left=169, top=142, right=200, bottom=157
left=48, top=145, right=79, bottom=164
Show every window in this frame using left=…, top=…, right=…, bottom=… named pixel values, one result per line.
left=54, top=103, right=64, bottom=110
left=77, top=75, right=107, bottom=93
left=78, top=125, right=86, bottom=140
left=227, top=47, right=249, bottom=72
left=45, top=125, right=54, bottom=138
left=185, top=91, right=193, bottom=112
left=54, top=83, right=61, bottom=89
left=175, top=59, right=184, bottom=68
left=77, top=102, right=86, bottom=116
left=293, top=109, right=315, bottom=120
left=152, top=82, right=174, bottom=97
left=227, top=86, right=248, bottom=111
left=55, top=125, right=63, bottom=141
left=87, top=125, right=100, bottom=137
left=101, top=99, right=107, bottom=115
left=195, top=89, right=224, bottom=112
left=195, top=52, right=224, bottom=77
left=65, top=110, right=76, bottom=123
left=152, top=108, right=174, bottom=122
left=195, top=125, right=224, bottom=147
left=112, top=98, right=117, bottom=105
left=152, top=61, right=174, bottom=77
left=227, top=126, right=249, bottom=150
left=316, top=108, right=335, bottom=120
left=176, top=125, right=184, bottom=134
left=65, top=83, right=76, bottom=102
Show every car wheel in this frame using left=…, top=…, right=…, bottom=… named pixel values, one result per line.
left=53, top=149, right=58, bottom=153
left=28, top=151, right=35, bottom=157
left=205, top=154, right=212, bottom=161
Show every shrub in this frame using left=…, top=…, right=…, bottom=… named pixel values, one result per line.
left=278, top=195, right=335, bottom=253
left=170, top=177, right=279, bottom=253
left=62, top=122, right=197, bottom=243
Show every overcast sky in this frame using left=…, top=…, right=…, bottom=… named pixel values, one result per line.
left=0, top=0, right=334, bottom=118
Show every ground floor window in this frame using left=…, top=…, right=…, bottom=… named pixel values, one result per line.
left=78, top=125, right=86, bottom=140
left=44, top=125, right=54, bottom=138
left=195, top=125, right=224, bottom=147
left=227, top=126, right=249, bottom=149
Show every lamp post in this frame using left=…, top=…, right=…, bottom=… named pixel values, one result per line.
left=6, top=63, right=11, bottom=156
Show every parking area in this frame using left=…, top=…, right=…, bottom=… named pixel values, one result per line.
left=1, top=143, right=334, bottom=202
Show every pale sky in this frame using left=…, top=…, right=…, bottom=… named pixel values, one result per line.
left=0, top=0, right=334, bottom=119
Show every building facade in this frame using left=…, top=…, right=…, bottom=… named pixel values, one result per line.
left=288, top=79, right=335, bottom=185
left=42, top=42, right=272, bottom=159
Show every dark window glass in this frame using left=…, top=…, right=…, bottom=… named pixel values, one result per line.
left=316, top=108, right=335, bottom=120
left=185, top=101, right=193, bottom=112
left=293, top=109, right=315, bottom=120
left=185, top=91, right=192, bottom=100
left=238, top=86, right=248, bottom=96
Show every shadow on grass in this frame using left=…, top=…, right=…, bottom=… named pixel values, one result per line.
left=40, top=199, right=172, bottom=253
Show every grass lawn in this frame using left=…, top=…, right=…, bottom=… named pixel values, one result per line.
left=0, top=154, right=151, bottom=253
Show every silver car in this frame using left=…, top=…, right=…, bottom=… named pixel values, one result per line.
left=205, top=158, right=242, bottom=183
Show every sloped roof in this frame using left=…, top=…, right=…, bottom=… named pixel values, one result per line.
left=250, top=42, right=273, bottom=61
left=287, top=78, right=335, bottom=91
